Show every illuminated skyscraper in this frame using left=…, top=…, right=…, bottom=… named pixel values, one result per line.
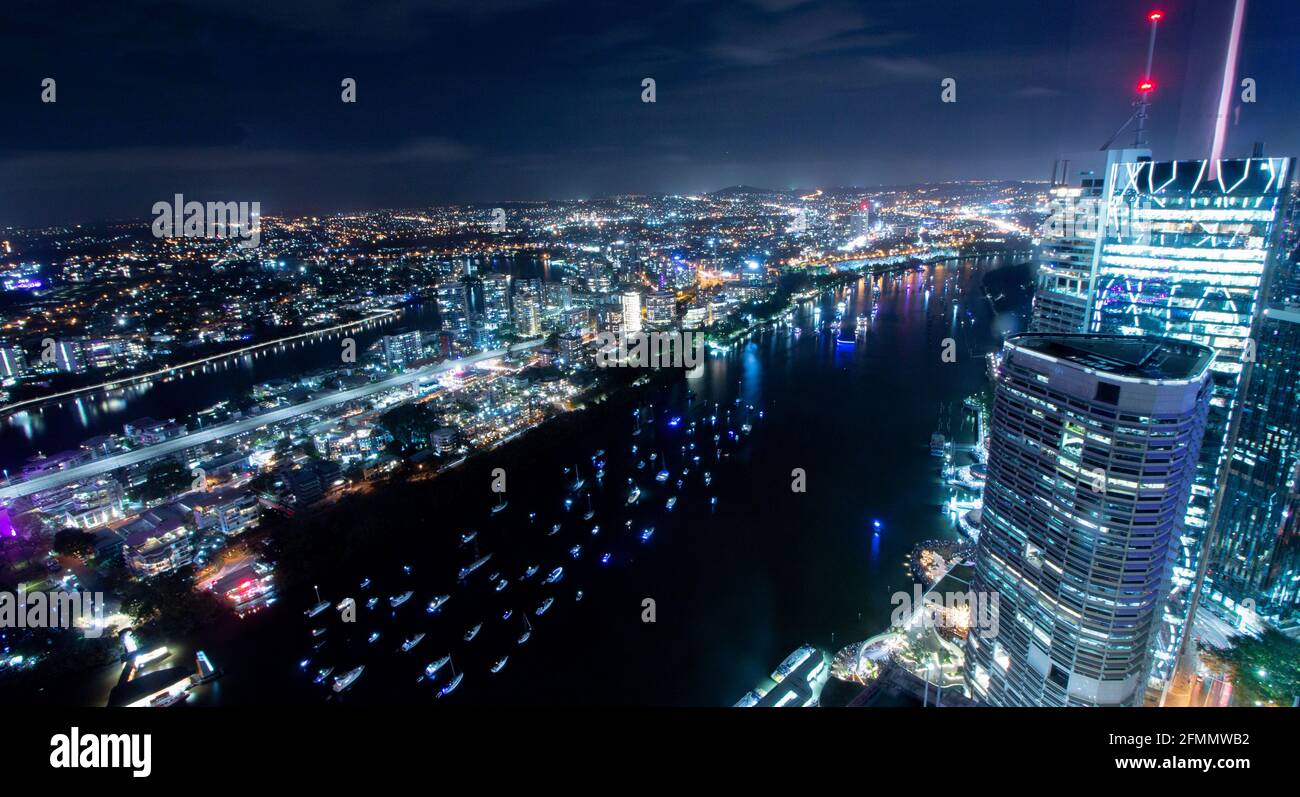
left=0, top=344, right=28, bottom=379
left=1029, top=154, right=1135, bottom=334
left=480, top=273, right=512, bottom=339
left=1211, top=306, right=1300, bottom=618
left=620, top=290, right=643, bottom=334
left=645, top=291, right=676, bottom=327
left=965, top=333, right=1213, bottom=707
left=1087, top=155, right=1294, bottom=683
left=435, top=280, right=469, bottom=338
left=380, top=331, right=423, bottom=370
left=513, top=278, right=543, bottom=337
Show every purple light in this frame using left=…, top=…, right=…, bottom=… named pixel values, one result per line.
left=2, top=277, right=43, bottom=291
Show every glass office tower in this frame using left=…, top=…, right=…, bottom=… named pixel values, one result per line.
left=965, top=334, right=1213, bottom=706
left=1088, top=155, right=1294, bottom=685
left=1210, top=305, right=1300, bottom=619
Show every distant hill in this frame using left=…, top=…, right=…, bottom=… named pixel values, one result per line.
left=706, top=185, right=794, bottom=199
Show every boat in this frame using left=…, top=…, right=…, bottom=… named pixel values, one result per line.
left=655, top=469, right=669, bottom=483
left=495, top=579, right=509, bottom=592
left=583, top=494, right=595, bottom=521
left=569, top=544, right=582, bottom=559
left=517, top=630, right=531, bottom=645
left=524, top=565, right=539, bottom=579
left=536, top=597, right=554, bottom=616
left=570, top=463, right=586, bottom=491
left=640, top=526, right=655, bottom=542
left=491, top=495, right=508, bottom=515
left=549, top=523, right=561, bottom=536
left=305, top=586, right=329, bottom=618
left=703, top=471, right=712, bottom=486
left=313, top=666, right=334, bottom=684
left=458, top=553, right=493, bottom=580
left=600, top=552, right=612, bottom=565
left=461, top=530, right=478, bottom=544
left=930, top=432, right=947, bottom=457
left=627, top=486, right=641, bottom=505
left=465, top=623, right=482, bottom=641
left=576, top=590, right=585, bottom=602
left=150, top=691, right=188, bottom=707
left=366, top=597, right=379, bottom=610
left=437, top=672, right=464, bottom=698
left=359, top=578, right=371, bottom=590
left=590, top=525, right=600, bottom=536
left=502, top=608, right=513, bottom=620
left=311, top=627, right=327, bottom=638
left=544, top=566, right=564, bottom=584
left=490, top=656, right=509, bottom=673
left=425, top=655, right=450, bottom=678
left=367, top=631, right=380, bottom=644
left=389, top=591, right=414, bottom=608
left=666, top=496, right=677, bottom=511
left=426, top=594, right=450, bottom=614
left=332, top=665, right=364, bottom=693
left=402, top=632, right=426, bottom=652
left=336, top=597, right=355, bottom=613
left=637, top=460, right=646, bottom=470
left=488, top=572, right=500, bottom=581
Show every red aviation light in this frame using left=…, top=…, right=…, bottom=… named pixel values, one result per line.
left=1148, top=10, right=1163, bottom=22
left=1137, top=79, right=1156, bottom=93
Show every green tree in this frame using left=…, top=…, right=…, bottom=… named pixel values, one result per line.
left=378, top=403, right=439, bottom=447
left=118, top=568, right=225, bottom=637
left=52, top=528, right=96, bottom=558
left=1205, top=629, right=1300, bottom=706
left=129, top=459, right=191, bottom=504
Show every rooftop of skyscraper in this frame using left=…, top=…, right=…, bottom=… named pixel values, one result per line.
left=1007, top=333, right=1215, bottom=383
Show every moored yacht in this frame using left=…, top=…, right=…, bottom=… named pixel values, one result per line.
left=458, top=553, right=493, bottom=580
left=438, top=671, right=464, bottom=698
left=425, top=655, right=450, bottom=678
left=305, top=585, right=329, bottom=618
left=332, top=665, right=364, bottom=693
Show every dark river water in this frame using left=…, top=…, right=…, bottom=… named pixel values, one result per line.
left=62, top=255, right=1034, bottom=706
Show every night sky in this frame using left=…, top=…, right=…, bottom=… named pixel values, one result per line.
left=4, top=0, right=1299, bottom=226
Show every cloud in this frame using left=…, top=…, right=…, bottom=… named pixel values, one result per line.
left=863, top=56, right=946, bottom=80
left=1014, top=86, right=1063, bottom=98
left=0, top=139, right=476, bottom=176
